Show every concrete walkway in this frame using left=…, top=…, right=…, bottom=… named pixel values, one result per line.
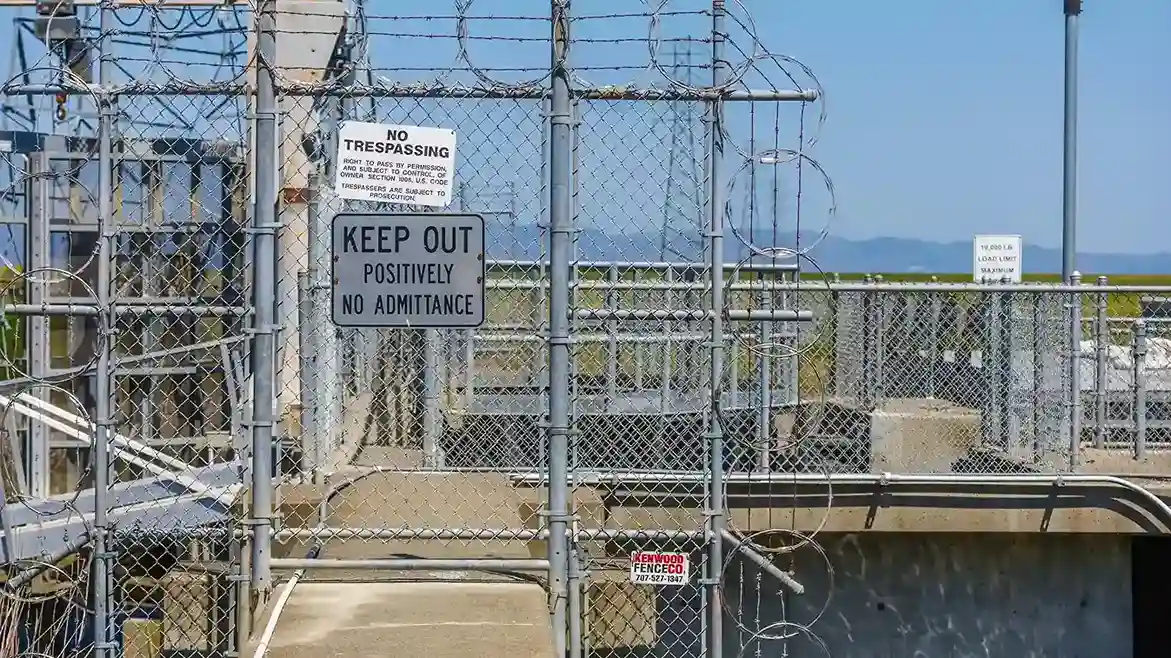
left=262, top=581, right=553, bottom=658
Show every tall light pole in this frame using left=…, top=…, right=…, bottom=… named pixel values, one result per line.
left=1062, top=0, right=1081, bottom=280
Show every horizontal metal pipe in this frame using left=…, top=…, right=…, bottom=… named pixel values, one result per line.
left=136, top=527, right=707, bottom=543
left=0, top=0, right=244, bottom=4
left=3, top=84, right=249, bottom=96
left=475, top=331, right=765, bottom=344
left=269, top=558, right=551, bottom=571
left=511, top=472, right=1171, bottom=529
left=273, top=87, right=817, bottom=101
left=269, top=527, right=705, bottom=542
left=4, top=86, right=816, bottom=102
left=488, top=280, right=802, bottom=291
left=575, top=309, right=814, bottom=322
left=781, top=282, right=1171, bottom=294
left=4, top=532, right=90, bottom=589
left=486, top=259, right=801, bottom=272
left=0, top=304, right=249, bottom=316
left=720, top=529, right=804, bottom=595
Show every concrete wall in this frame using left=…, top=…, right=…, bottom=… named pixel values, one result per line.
left=646, top=533, right=1132, bottom=658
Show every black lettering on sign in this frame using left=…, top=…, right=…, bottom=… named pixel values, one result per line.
left=341, top=138, right=451, bottom=159
left=342, top=225, right=411, bottom=253
left=340, top=293, right=364, bottom=314
left=422, top=225, right=473, bottom=254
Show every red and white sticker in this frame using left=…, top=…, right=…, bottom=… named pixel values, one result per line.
left=629, top=551, right=690, bottom=586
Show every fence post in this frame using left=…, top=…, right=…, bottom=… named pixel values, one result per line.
left=250, top=0, right=279, bottom=600
left=999, top=277, right=1014, bottom=450
left=297, top=271, right=317, bottom=478
left=1068, top=271, right=1083, bottom=470
left=927, top=276, right=941, bottom=399
left=1133, top=319, right=1147, bottom=460
left=705, top=3, right=728, bottom=657
left=860, top=274, right=874, bottom=407
left=547, top=1, right=574, bottom=654
left=1093, top=275, right=1109, bottom=448
left=92, top=4, right=117, bottom=654
left=606, top=264, right=619, bottom=404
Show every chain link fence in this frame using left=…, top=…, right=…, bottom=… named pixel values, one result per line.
left=0, top=1, right=1169, bottom=658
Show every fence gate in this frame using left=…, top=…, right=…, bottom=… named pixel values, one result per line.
left=0, top=1, right=832, bottom=657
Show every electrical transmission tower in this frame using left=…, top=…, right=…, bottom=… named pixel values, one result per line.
left=658, top=42, right=704, bottom=262
left=1, top=2, right=249, bottom=139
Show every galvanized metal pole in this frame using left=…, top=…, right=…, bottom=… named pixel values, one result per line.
left=306, top=168, right=337, bottom=485
left=250, top=0, right=279, bottom=597
left=1068, top=272, right=1083, bottom=470
left=1061, top=0, right=1081, bottom=280
left=297, top=271, right=317, bottom=477
left=547, top=1, right=573, bottom=655
left=706, top=3, right=728, bottom=657
left=92, top=3, right=116, bottom=655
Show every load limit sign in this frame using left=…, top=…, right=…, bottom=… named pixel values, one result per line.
left=330, top=213, right=486, bottom=328
left=334, top=121, right=457, bottom=207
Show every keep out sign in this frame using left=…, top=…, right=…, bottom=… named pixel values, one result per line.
left=628, top=551, right=691, bottom=586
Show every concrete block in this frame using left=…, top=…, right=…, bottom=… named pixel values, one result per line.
left=161, top=571, right=210, bottom=652
left=517, top=487, right=606, bottom=559
left=122, top=619, right=163, bottom=658
left=869, top=398, right=980, bottom=472
left=586, top=581, right=657, bottom=650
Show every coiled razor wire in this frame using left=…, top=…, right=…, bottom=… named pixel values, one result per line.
left=644, top=0, right=762, bottom=92
left=700, top=5, right=836, bottom=650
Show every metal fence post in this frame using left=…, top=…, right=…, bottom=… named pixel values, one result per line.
left=927, top=277, right=941, bottom=398
left=297, top=271, right=317, bottom=478
left=1093, top=275, right=1108, bottom=448
left=250, top=0, right=279, bottom=598
left=92, top=4, right=117, bottom=654
left=547, top=1, right=574, bottom=654
left=306, top=167, right=337, bottom=485
left=1133, top=319, right=1147, bottom=460
left=1068, top=272, right=1083, bottom=470
left=706, top=3, right=728, bottom=657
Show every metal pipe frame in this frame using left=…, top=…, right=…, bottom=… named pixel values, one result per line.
left=249, top=0, right=278, bottom=599
left=487, top=259, right=801, bottom=273
left=704, top=5, right=728, bottom=656
left=0, top=303, right=248, bottom=316
left=269, top=558, right=551, bottom=571
left=3, top=85, right=818, bottom=102
left=546, top=4, right=573, bottom=657
left=91, top=5, right=116, bottom=654
left=719, top=529, right=804, bottom=595
left=274, top=527, right=705, bottom=542
left=574, top=309, right=813, bottom=322
left=510, top=472, right=1171, bottom=528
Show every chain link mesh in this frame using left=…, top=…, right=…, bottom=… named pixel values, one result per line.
left=0, top=1, right=1167, bottom=658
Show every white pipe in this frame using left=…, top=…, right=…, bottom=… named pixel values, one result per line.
left=251, top=569, right=305, bottom=658
left=2, top=397, right=224, bottom=500
left=0, top=394, right=242, bottom=507
left=13, top=392, right=191, bottom=471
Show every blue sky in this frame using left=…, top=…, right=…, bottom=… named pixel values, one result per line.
left=367, top=0, right=1171, bottom=256
left=758, top=0, right=1170, bottom=253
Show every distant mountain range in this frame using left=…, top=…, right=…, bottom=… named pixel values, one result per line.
left=485, top=223, right=1171, bottom=275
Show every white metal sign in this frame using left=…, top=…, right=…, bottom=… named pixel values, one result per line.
left=629, top=551, right=690, bottom=586
left=334, top=121, right=457, bottom=207
left=330, top=212, right=485, bottom=328
left=972, top=234, right=1023, bottom=283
